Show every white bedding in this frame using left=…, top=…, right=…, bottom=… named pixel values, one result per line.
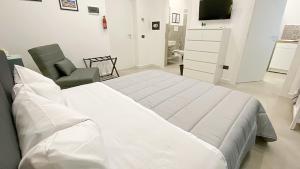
left=62, top=82, right=228, bottom=169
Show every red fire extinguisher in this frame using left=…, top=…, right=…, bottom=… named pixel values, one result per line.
left=102, top=16, right=107, bottom=30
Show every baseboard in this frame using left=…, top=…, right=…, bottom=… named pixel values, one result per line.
left=220, top=77, right=236, bottom=85
left=135, top=64, right=161, bottom=69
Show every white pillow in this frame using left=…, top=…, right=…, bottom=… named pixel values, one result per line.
left=19, top=120, right=109, bottom=169
left=14, top=65, right=64, bottom=104
left=13, top=87, right=90, bottom=156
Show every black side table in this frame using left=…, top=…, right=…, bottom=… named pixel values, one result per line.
left=83, top=56, right=120, bottom=81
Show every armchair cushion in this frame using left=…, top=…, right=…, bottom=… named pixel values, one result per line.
left=28, top=44, right=66, bottom=80
left=56, top=68, right=100, bottom=89
left=55, top=59, right=76, bottom=76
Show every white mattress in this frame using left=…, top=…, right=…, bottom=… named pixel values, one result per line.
left=62, top=82, right=228, bottom=169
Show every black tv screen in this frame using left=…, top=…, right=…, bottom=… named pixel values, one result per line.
left=199, top=0, right=233, bottom=20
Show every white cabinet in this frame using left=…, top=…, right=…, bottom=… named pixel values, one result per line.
left=269, top=41, right=298, bottom=74
left=184, top=60, right=216, bottom=73
left=185, top=51, right=218, bottom=63
left=183, top=28, right=230, bottom=84
left=186, top=29, right=223, bottom=41
left=185, top=41, right=221, bottom=53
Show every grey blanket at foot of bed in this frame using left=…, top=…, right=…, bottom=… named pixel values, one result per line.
left=104, top=70, right=277, bottom=169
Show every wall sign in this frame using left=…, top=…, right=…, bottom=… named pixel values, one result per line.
left=88, top=6, right=100, bottom=14
left=59, top=0, right=79, bottom=11
left=152, top=21, right=160, bottom=30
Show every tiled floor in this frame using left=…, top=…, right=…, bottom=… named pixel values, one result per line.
left=221, top=73, right=300, bottom=169
left=119, top=64, right=300, bottom=169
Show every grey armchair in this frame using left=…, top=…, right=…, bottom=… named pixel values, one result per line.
left=28, top=44, right=100, bottom=89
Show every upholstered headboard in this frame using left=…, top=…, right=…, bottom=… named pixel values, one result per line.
left=0, top=50, right=21, bottom=169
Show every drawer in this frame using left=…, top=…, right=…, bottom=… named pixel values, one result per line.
left=185, top=50, right=218, bottom=63
left=185, top=41, right=220, bottom=53
left=184, top=69, right=214, bottom=83
left=184, top=60, right=217, bottom=73
left=276, top=42, right=298, bottom=49
left=186, top=29, right=223, bottom=41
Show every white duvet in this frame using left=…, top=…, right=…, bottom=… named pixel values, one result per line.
left=62, top=82, right=228, bottom=169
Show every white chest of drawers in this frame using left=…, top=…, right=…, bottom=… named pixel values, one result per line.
left=183, top=28, right=230, bottom=84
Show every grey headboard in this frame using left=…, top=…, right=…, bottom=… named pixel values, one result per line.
left=0, top=51, right=21, bottom=169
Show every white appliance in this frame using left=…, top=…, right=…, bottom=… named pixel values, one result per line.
left=269, top=41, right=298, bottom=74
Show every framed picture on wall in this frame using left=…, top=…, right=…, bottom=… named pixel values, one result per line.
left=152, top=21, right=160, bottom=30
left=176, top=14, right=180, bottom=23
left=172, top=13, right=180, bottom=24
left=59, top=0, right=79, bottom=11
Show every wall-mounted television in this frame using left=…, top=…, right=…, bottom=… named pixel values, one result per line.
left=199, top=0, right=233, bottom=20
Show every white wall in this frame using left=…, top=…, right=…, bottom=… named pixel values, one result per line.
left=279, top=0, right=300, bottom=38
left=187, top=0, right=256, bottom=83
left=282, top=0, right=300, bottom=26
left=134, top=0, right=168, bottom=67
left=169, top=0, right=188, bottom=26
left=0, top=0, right=110, bottom=71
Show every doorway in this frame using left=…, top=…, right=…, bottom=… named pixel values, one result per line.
left=165, top=13, right=187, bottom=66
left=236, top=0, right=300, bottom=98
left=164, top=0, right=189, bottom=74
left=267, top=0, right=300, bottom=76
left=237, top=0, right=288, bottom=83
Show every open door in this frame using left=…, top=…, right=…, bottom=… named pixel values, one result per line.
left=237, top=0, right=287, bottom=83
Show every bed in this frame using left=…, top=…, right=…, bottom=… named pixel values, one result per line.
left=1, top=54, right=227, bottom=169
left=0, top=54, right=277, bottom=169
left=102, top=70, right=277, bottom=169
